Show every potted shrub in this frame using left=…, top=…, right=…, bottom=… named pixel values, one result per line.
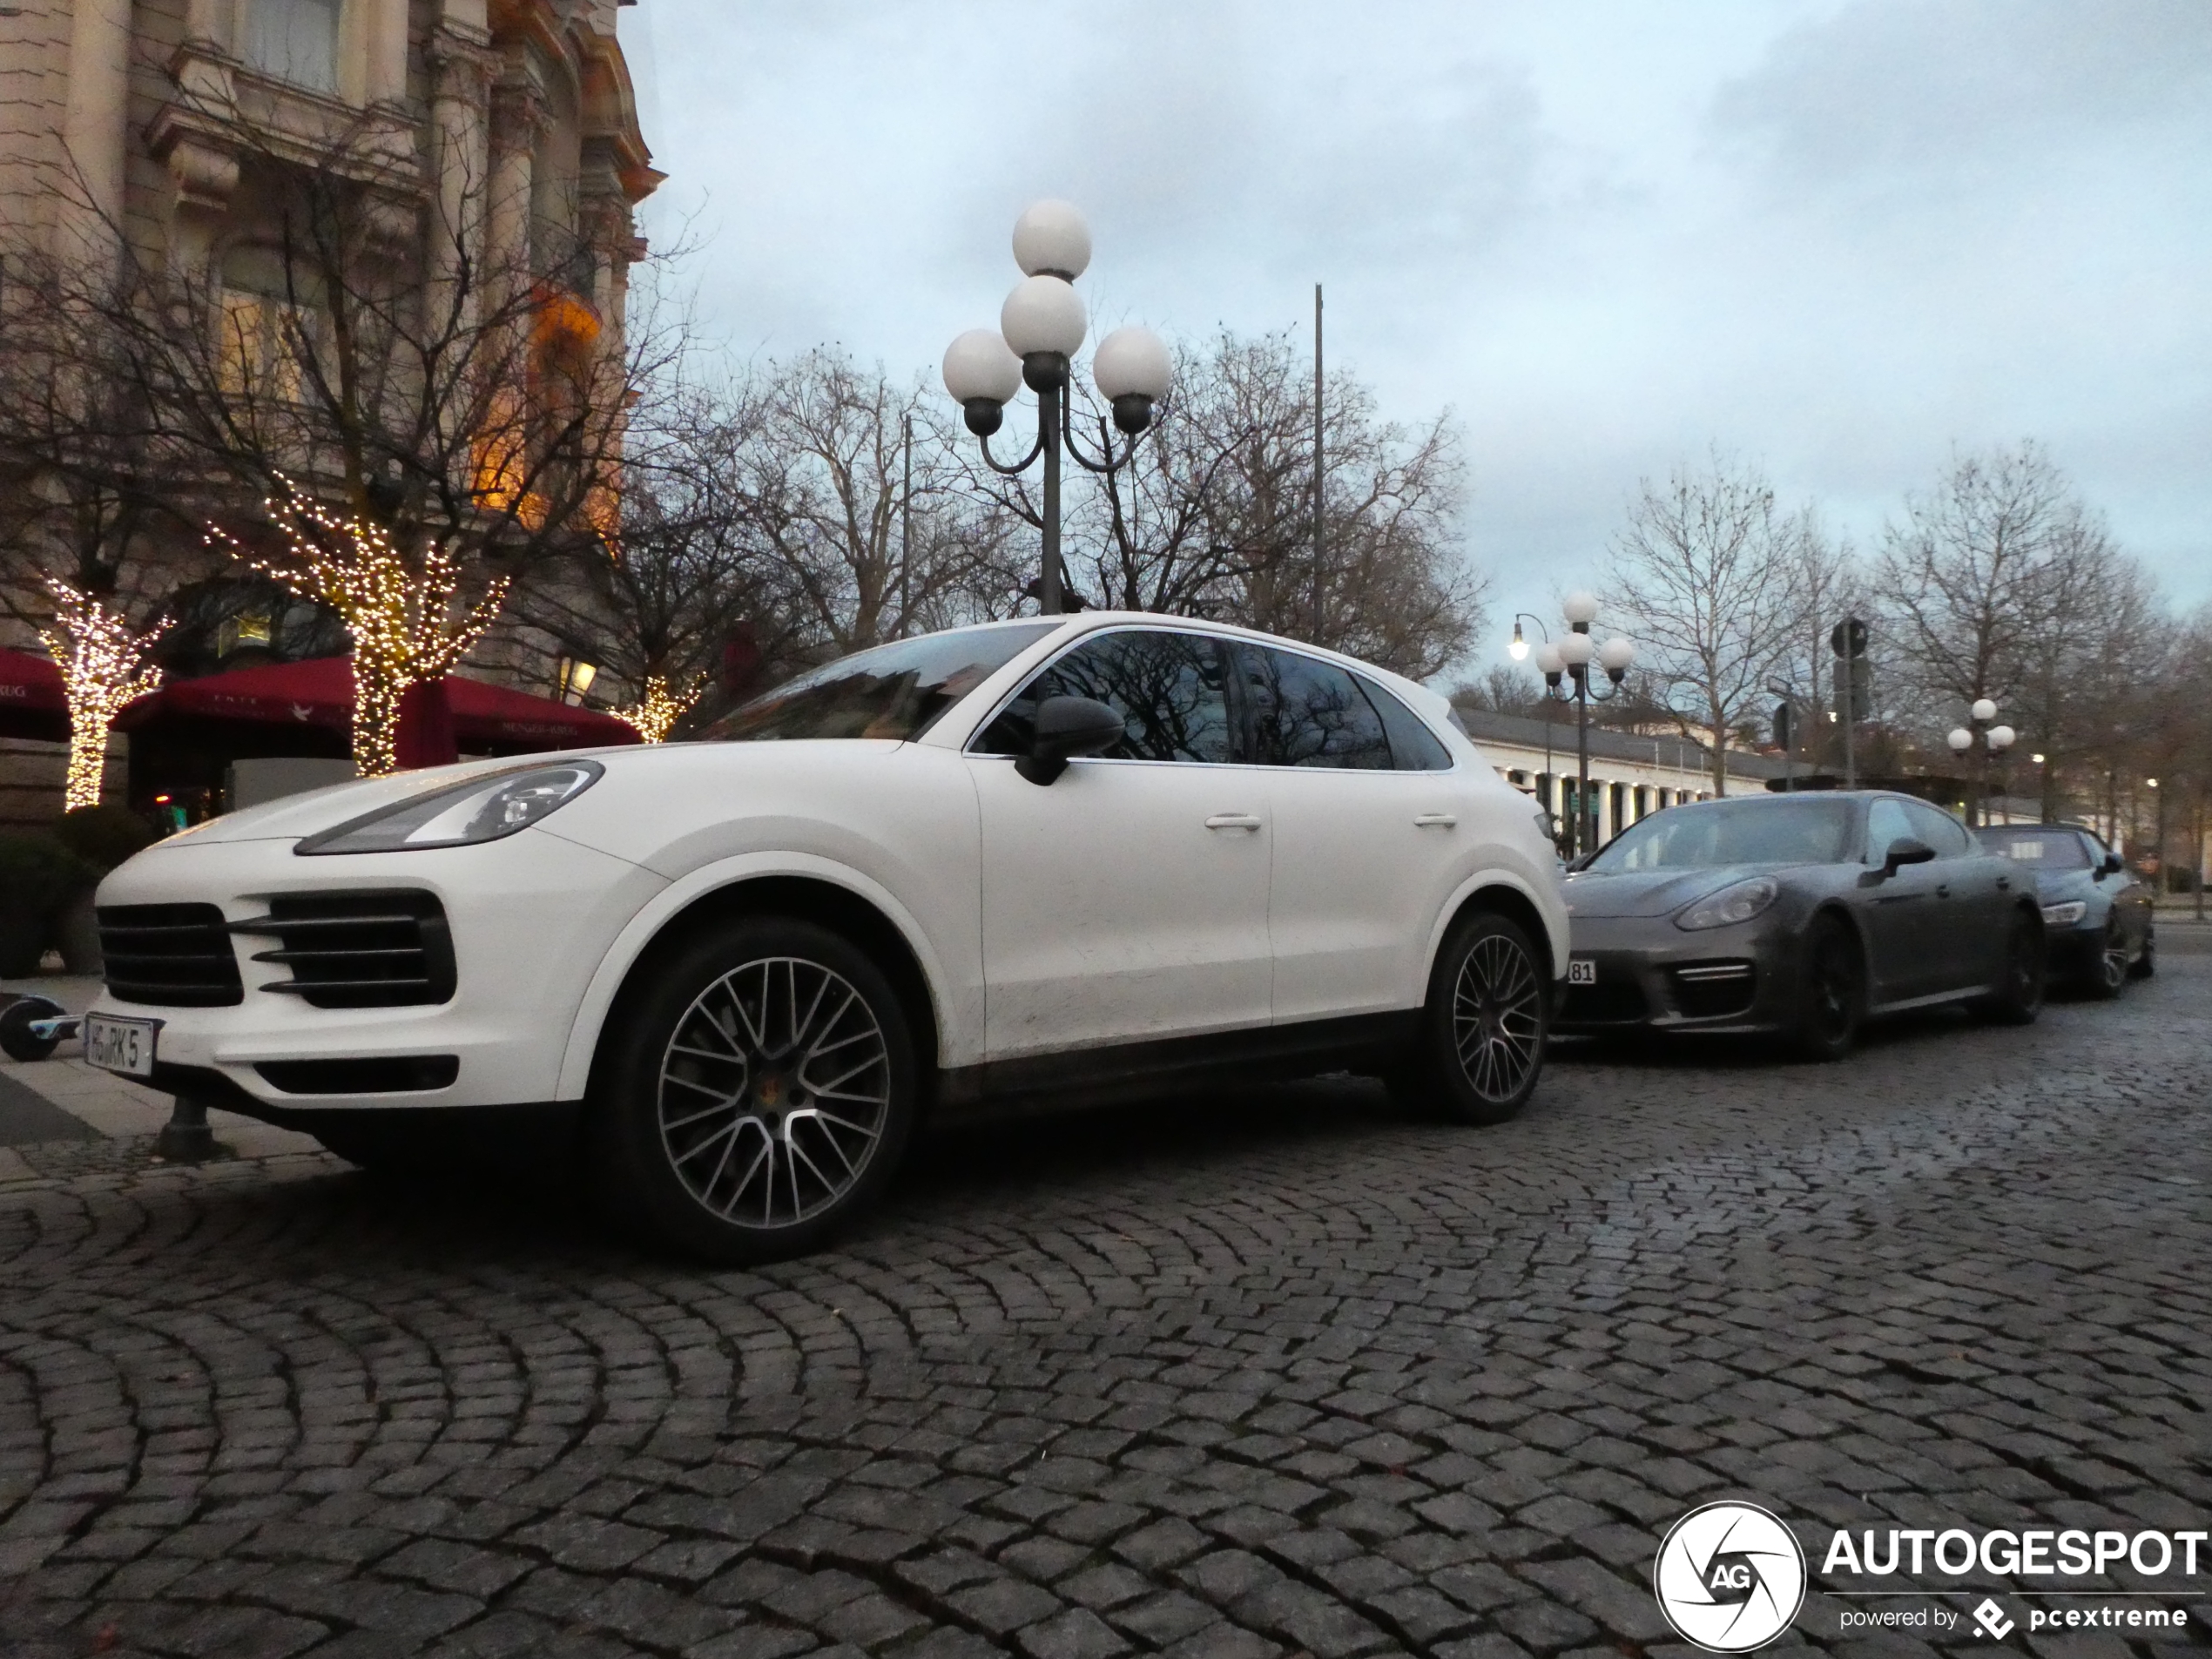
left=48, top=805, right=159, bottom=974
left=0, top=833, right=94, bottom=977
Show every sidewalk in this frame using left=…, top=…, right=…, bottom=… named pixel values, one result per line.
left=0, top=972, right=326, bottom=1183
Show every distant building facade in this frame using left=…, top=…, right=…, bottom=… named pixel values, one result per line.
left=0, top=0, right=658, bottom=825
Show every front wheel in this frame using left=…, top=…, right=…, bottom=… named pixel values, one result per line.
left=2129, top=928, right=2155, bottom=980
left=1975, top=911, right=2047, bottom=1025
left=1389, top=912, right=1548, bottom=1125
left=1792, top=916, right=1865, bottom=1062
left=2087, top=921, right=2128, bottom=999
left=591, top=918, right=918, bottom=1264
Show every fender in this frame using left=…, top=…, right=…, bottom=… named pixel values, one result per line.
left=1421, top=860, right=1570, bottom=992
left=554, top=850, right=971, bottom=1099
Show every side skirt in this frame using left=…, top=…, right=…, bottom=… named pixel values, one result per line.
left=931, top=1011, right=1422, bottom=1128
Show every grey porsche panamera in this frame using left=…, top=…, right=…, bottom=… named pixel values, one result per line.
left=1555, top=791, right=2047, bottom=1058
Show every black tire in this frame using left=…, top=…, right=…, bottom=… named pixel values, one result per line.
left=0, top=999, right=62, bottom=1063
left=1975, top=909, right=2047, bottom=1025
left=2087, top=921, right=2128, bottom=1000
left=1388, top=911, right=1548, bottom=1125
left=1792, top=915, right=1865, bottom=1062
left=590, top=917, right=918, bottom=1264
left=2129, top=928, right=2155, bottom=980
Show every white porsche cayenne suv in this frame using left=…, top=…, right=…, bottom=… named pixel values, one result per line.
left=85, top=615, right=1568, bottom=1261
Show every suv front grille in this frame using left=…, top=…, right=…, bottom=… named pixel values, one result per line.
left=97, top=904, right=244, bottom=1007
left=231, top=891, right=456, bottom=1009
left=1559, top=980, right=1649, bottom=1024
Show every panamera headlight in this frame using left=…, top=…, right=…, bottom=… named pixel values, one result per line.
left=1676, top=875, right=1780, bottom=932
left=295, top=761, right=603, bottom=855
left=2040, top=900, right=2087, bottom=927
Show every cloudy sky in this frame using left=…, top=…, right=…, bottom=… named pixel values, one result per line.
left=624, top=1, right=2212, bottom=672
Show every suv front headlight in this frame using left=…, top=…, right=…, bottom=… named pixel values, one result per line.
left=1676, top=875, right=1780, bottom=931
left=2040, top=900, right=2087, bottom=927
left=295, top=760, right=604, bottom=855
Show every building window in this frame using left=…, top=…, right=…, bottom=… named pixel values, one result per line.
left=245, top=0, right=341, bottom=93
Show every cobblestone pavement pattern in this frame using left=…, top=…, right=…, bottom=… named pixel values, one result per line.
left=2, top=951, right=2208, bottom=1659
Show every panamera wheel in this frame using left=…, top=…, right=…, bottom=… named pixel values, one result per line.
left=597, top=918, right=918, bottom=1264
left=1391, top=911, right=1547, bottom=1125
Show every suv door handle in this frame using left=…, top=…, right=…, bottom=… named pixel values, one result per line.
left=1996, top=875, right=2010, bottom=890
left=1413, top=813, right=1458, bottom=828
left=1205, top=813, right=1263, bottom=832
left=1936, top=883, right=1951, bottom=897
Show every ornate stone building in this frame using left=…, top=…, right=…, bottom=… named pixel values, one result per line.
left=0, top=0, right=659, bottom=824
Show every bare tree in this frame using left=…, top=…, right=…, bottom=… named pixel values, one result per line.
left=1875, top=442, right=2072, bottom=727
left=1601, top=452, right=1804, bottom=791
left=1, top=105, right=671, bottom=772
left=952, top=330, right=1487, bottom=678
left=738, top=349, right=1016, bottom=658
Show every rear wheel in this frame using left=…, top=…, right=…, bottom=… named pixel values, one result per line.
left=1389, top=912, right=1548, bottom=1125
left=591, top=918, right=917, bottom=1264
left=2087, top=921, right=2128, bottom=999
left=1975, top=911, right=2046, bottom=1025
left=1792, top=916, right=1865, bottom=1062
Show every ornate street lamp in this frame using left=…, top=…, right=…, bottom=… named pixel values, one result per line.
left=1946, top=696, right=2015, bottom=826
left=1534, top=592, right=1635, bottom=860
left=942, top=201, right=1172, bottom=614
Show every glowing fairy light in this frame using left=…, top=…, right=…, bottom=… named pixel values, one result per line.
left=611, top=674, right=703, bottom=744
left=40, top=580, right=165, bottom=812
left=211, top=484, right=508, bottom=776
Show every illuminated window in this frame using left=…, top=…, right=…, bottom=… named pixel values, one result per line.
left=244, top=0, right=341, bottom=93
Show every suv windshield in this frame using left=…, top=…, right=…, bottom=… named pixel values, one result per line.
left=1977, top=826, right=2091, bottom=870
left=1587, top=798, right=1856, bottom=872
left=707, top=624, right=1059, bottom=744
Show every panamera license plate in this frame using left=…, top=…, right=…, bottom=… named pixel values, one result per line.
left=1568, top=958, right=1598, bottom=985
left=84, top=1015, right=158, bottom=1078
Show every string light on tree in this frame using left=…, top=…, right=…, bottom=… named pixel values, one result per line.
left=611, top=674, right=704, bottom=744
left=40, top=580, right=165, bottom=812
left=210, top=484, right=508, bottom=777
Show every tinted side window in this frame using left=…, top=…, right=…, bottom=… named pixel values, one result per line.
left=1360, top=677, right=1453, bottom=771
left=1904, top=800, right=1973, bottom=857
left=974, top=631, right=1234, bottom=764
left=1243, top=647, right=1393, bottom=769
left=1865, top=799, right=1915, bottom=863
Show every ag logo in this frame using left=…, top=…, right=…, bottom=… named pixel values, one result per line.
left=1653, top=1501, right=1807, bottom=1652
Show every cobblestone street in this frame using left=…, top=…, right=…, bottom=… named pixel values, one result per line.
left=1, top=943, right=2207, bottom=1659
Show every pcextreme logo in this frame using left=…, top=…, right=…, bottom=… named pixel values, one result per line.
left=1652, top=1501, right=1809, bottom=1652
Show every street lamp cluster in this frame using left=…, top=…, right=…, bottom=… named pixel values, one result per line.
left=1511, top=593, right=1635, bottom=859
left=1946, top=697, right=2016, bottom=826
left=941, top=201, right=1173, bottom=614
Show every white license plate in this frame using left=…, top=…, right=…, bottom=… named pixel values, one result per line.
left=1568, top=958, right=1598, bottom=986
left=84, top=1014, right=159, bottom=1078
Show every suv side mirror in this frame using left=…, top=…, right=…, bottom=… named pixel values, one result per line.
left=1881, top=837, right=1936, bottom=878
left=2101, top=852, right=2125, bottom=876
left=1016, top=695, right=1125, bottom=786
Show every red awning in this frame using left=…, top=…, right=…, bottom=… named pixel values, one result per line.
left=114, top=657, right=642, bottom=754
left=0, top=644, right=70, bottom=743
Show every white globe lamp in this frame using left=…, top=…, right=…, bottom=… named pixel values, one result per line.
left=941, top=329, right=1023, bottom=435
left=1012, top=199, right=1091, bottom=280
left=1091, top=325, right=1172, bottom=434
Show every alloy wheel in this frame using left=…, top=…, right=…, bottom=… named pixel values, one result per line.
left=1451, top=931, right=1543, bottom=1104
left=2097, top=929, right=2128, bottom=994
left=656, top=955, right=892, bottom=1229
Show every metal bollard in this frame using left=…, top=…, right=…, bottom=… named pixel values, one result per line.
left=152, top=1090, right=219, bottom=1163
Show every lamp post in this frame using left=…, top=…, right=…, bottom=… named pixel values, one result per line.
left=1530, top=593, right=1634, bottom=860
left=942, top=201, right=1172, bottom=614
left=1945, top=697, right=2015, bottom=826
left=1509, top=615, right=1560, bottom=844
